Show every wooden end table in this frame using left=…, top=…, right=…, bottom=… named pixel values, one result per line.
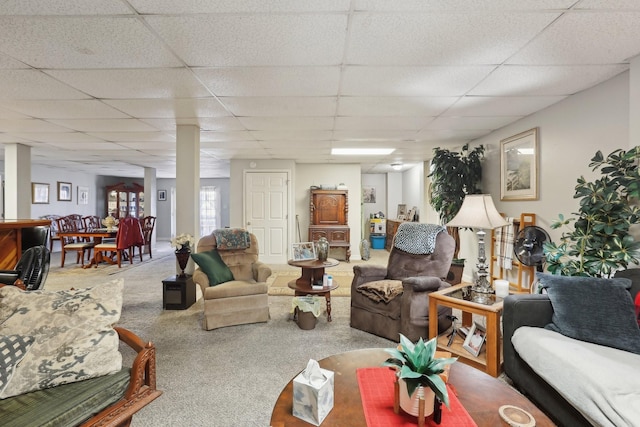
left=287, top=258, right=339, bottom=321
left=270, top=348, right=554, bottom=427
left=429, top=283, right=504, bottom=377
left=162, top=274, right=196, bottom=310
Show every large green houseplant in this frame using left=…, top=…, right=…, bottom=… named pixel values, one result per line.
left=383, top=334, right=457, bottom=413
left=429, top=144, right=485, bottom=265
left=543, top=147, right=640, bottom=278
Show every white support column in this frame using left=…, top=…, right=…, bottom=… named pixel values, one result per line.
left=630, top=55, right=640, bottom=148
left=144, top=167, right=157, bottom=250
left=5, top=143, right=31, bottom=219
left=175, top=125, right=200, bottom=275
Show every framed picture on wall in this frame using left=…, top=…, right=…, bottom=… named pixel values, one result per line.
left=500, top=128, right=538, bottom=201
left=363, top=186, right=376, bottom=203
left=158, top=189, right=167, bottom=201
left=78, top=186, right=89, bottom=205
left=32, top=182, right=50, bottom=204
left=57, top=181, right=72, bottom=201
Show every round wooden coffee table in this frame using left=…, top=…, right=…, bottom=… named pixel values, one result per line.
left=270, top=348, right=555, bottom=427
left=287, top=258, right=339, bottom=321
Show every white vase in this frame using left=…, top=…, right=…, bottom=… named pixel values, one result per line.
left=399, top=380, right=435, bottom=418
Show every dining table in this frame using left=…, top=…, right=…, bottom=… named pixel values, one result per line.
left=57, top=228, right=118, bottom=268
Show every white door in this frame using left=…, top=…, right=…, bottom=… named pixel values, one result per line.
left=244, top=171, right=289, bottom=264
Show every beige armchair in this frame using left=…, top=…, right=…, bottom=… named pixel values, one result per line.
left=193, top=231, right=271, bottom=330
left=350, top=223, right=455, bottom=342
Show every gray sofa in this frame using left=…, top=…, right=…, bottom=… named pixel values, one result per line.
left=503, top=269, right=640, bottom=427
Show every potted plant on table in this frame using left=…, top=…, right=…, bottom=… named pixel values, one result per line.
left=543, top=147, right=640, bottom=278
left=171, top=233, right=195, bottom=277
left=383, top=334, right=457, bottom=423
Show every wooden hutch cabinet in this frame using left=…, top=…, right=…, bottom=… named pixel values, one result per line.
left=106, top=183, right=144, bottom=219
left=308, top=189, right=350, bottom=262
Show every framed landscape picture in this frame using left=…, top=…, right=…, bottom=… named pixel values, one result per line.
left=32, top=182, right=49, bottom=204
left=500, top=128, right=538, bottom=201
left=78, top=186, right=89, bottom=205
left=57, top=181, right=72, bottom=201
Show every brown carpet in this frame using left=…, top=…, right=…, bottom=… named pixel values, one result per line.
left=267, top=270, right=354, bottom=296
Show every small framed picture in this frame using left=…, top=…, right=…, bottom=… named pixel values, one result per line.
left=397, top=204, right=407, bottom=219
left=501, top=127, right=538, bottom=201
left=292, top=242, right=317, bottom=261
left=57, top=181, right=72, bottom=201
left=31, top=182, right=50, bottom=204
left=462, top=322, right=487, bottom=357
left=77, top=186, right=89, bottom=205
left=158, top=189, right=167, bottom=201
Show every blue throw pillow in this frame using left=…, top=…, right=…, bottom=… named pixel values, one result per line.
left=538, top=273, right=640, bottom=354
left=191, top=249, right=234, bottom=287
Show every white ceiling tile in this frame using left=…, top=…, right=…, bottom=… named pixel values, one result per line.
left=11, top=132, right=104, bottom=143
left=470, top=65, right=628, bottom=96
left=117, top=142, right=175, bottom=150
left=0, top=54, right=28, bottom=69
left=0, top=17, right=181, bottom=69
left=0, top=119, right=72, bottom=132
left=0, top=100, right=128, bottom=119
left=86, top=132, right=175, bottom=142
left=335, top=117, right=430, bottom=130
left=238, top=117, right=334, bottom=131
left=129, top=0, right=350, bottom=14
left=194, top=67, right=341, bottom=96
left=424, top=116, right=519, bottom=130
left=47, top=119, right=158, bottom=132
left=145, top=14, right=348, bottom=66
left=260, top=141, right=332, bottom=149
left=347, top=12, right=560, bottom=65
left=0, top=0, right=133, bottom=15
left=354, top=0, right=576, bottom=11
left=338, top=97, right=456, bottom=116
left=0, top=70, right=87, bottom=100
left=342, top=66, right=495, bottom=96
left=577, top=0, right=640, bottom=10
left=45, top=142, right=126, bottom=150
left=414, top=128, right=489, bottom=141
left=249, top=130, right=332, bottom=141
left=103, top=98, right=230, bottom=118
left=333, top=130, right=419, bottom=141
left=0, top=135, right=29, bottom=143
left=444, top=96, right=566, bottom=116
left=0, top=106, right=30, bottom=119
left=200, top=131, right=257, bottom=142
left=45, top=69, right=211, bottom=99
left=220, top=97, right=337, bottom=116
left=508, top=12, right=640, bottom=64
left=138, top=116, right=245, bottom=132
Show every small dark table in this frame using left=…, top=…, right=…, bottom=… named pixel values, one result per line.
left=162, top=274, right=196, bottom=310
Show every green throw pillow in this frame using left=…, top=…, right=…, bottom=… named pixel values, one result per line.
left=191, top=249, right=234, bottom=286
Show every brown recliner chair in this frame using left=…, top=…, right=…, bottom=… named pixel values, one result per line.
left=350, top=223, right=455, bottom=342
left=193, top=231, right=271, bottom=330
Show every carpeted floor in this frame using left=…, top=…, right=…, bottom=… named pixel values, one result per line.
left=43, top=243, right=394, bottom=426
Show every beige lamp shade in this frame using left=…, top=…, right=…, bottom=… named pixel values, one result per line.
left=446, top=194, right=508, bottom=229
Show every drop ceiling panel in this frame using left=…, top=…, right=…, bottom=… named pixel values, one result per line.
left=470, top=65, right=628, bottom=96
left=354, top=0, right=577, bottom=11
left=194, top=67, right=341, bottom=97
left=199, top=131, right=257, bottom=142
left=0, top=0, right=133, bottom=15
left=129, top=0, right=351, bottom=14
left=46, top=142, right=128, bottom=150
left=0, top=70, right=87, bottom=100
left=415, top=129, right=493, bottom=141
left=250, top=130, right=332, bottom=141
left=47, top=119, right=158, bottom=132
left=219, top=97, right=337, bottom=116
left=238, top=117, right=334, bottom=131
left=11, top=132, right=104, bottom=143
left=103, top=98, right=231, bottom=118
left=335, top=117, right=431, bottom=130
left=341, top=66, right=496, bottom=96
left=347, top=12, right=561, bottom=65
left=508, top=12, right=640, bottom=64
left=86, top=132, right=175, bottom=142
left=338, top=97, right=456, bottom=116
left=333, top=130, right=420, bottom=141
left=0, top=17, right=181, bottom=69
left=45, top=69, right=211, bottom=99
left=0, top=100, right=129, bottom=119
left=445, top=96, right=566, bottom=116
left=145, top=14, right=348, bottom=66
left=0, top=54, right=28, bottom=69
left=425, top=116, right=519, bottom=130
left=0, top=119, right=72, bottom=132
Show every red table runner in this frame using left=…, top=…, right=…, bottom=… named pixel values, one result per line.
left=356, top=367, right=478, bottom=427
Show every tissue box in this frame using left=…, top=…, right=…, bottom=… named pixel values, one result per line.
left=292, top=368, right=334, bottom=426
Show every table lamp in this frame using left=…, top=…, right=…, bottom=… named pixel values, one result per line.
left=446, top=194, right=508, bottom=294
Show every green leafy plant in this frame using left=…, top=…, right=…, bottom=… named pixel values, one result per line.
left=544, top=147, right=640, bottom=277
left=382, top=334, right=457, bottom=408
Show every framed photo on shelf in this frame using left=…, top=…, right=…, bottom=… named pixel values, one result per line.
left=158, top=189, right=167, bottom=201
left=397, top=204, right=407, bottom=219
left=31, top=182, right=50, bottom=204
left=462, top=322, right=487, bottom=357
left=292, top=242, right=316, bottom=262
left=57, top=181, right=72, bottom=201
left=500, top=127, right=538, bottom=201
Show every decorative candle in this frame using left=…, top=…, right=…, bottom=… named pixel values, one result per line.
left=494, top=279, right=510, bottom=298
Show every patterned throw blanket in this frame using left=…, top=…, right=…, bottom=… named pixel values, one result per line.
left=393, top=223, right=446, bottom=255
left=495, top=217, right=514, bottom=270
left=213, top=228, right=250, bottom=250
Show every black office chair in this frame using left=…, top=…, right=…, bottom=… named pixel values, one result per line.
left=0, top=245, right=51, bottom=291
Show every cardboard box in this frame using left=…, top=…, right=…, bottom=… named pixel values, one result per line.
left=292, top=367, right=334, bottom=426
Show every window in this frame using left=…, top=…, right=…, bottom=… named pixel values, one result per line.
left=200, top=186, right=220, bottom=236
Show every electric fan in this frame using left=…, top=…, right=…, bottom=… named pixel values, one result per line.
left=514, top=226, right=551, bottom=271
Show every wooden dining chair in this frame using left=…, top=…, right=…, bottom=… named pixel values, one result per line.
left=94, top=217, right=144, bottom=268
left=83, top=215, right=101, bottom=230
left=141, top=216, right=156, bottom=259
left=56, top=216, right=95, bottom=268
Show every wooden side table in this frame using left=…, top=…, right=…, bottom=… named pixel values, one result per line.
left=287, top=258, right=339, bottom=321
left=162, top=274, right=196, bottom=310
left=428, top=283, right=504, bottom=377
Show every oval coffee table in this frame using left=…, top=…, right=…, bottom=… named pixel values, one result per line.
left=270, top=348, right=555, bottom=427
left=287, top=258, right=339, bottom=321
